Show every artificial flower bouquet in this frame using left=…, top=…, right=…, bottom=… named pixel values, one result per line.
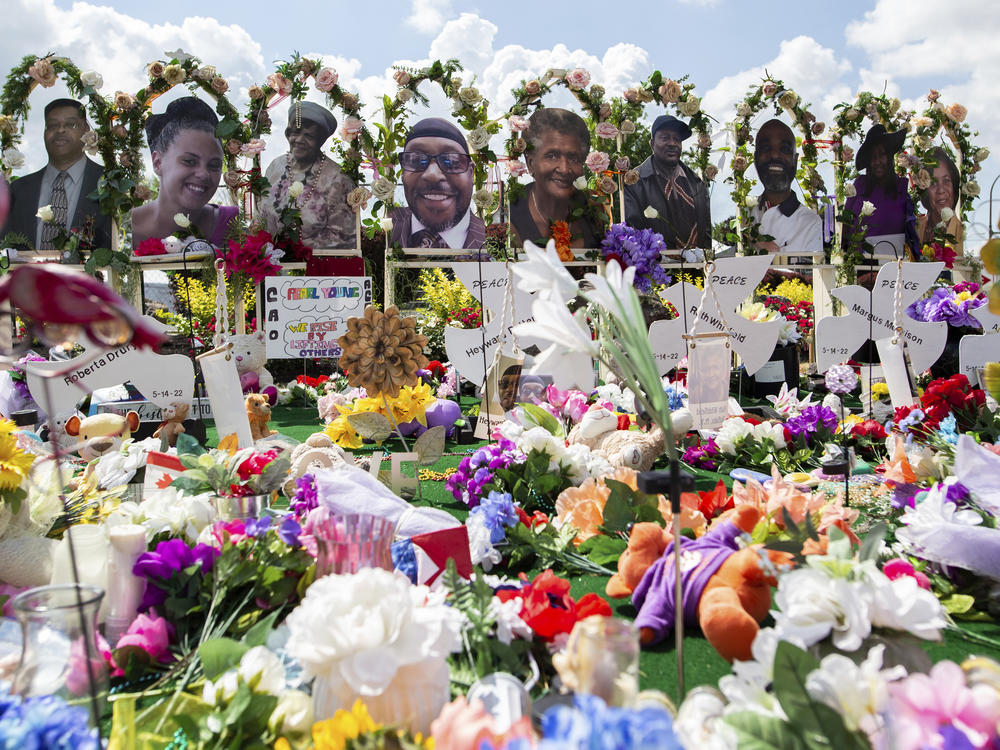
left=600, top=223, right=671, bottom=295
left=907, top=281, right=986, bottom=331
left=170, top=436, right=290, bottom=498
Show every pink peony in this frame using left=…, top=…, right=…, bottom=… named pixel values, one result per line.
left=564, top=68, right=591, bottom=90
left=267, top=73, right=293, bottom=96
left=508, top=114, right=529, bottom=132
left=883, top=558, right=931, bottom=590
left=506, top=159, right=527, bottom=177
left=562, top=391, right=589, bottom=423
left=594, top=121, right=619, bottom=140
left=314, top=67, right=339, bottom=92
left=585, top=151, right=610, bottom=174
left=116, top=612, right=172, bottom=662
left=240, top=138, right=267, bottom=156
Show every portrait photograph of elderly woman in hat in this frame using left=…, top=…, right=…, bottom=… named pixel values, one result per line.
left=624, top=114, right=711, bottom=250
left=844, top=124, right=919, bottom=258
left=916, top=146, right=963, bottom=254
left=258, top=100, right=357, bottom=249
left=509, top=108, right=605, bottom=249
left=391, top=117, right=485, bottom=249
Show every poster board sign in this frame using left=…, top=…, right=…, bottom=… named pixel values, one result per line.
left=815, top=262, right=946, bottom=374
left=687, top=336, right=731, bottom=430
left=262, top=276, right=371, bottom=360
left=653, top=256, right=780, bottom=376
left=23, top=316, right=195, bottom=420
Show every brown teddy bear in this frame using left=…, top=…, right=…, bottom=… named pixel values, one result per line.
left=621, top=505, right=794, bottom=663
left=153, top=401, right=189, bottom=448
left=246, top=393, right=276, bottom=441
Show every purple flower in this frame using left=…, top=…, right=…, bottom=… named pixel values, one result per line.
left=134, top=538, right=219, bottom=611
left=290, top=473, right=318, bottom=518
left=278, top=516, right=302, bottom=547
left=891, top=483, right=923, bottom=510
left=446, top=439, right=524, bottom=507
left=785, top=405, right=839, bottom=445
left=244, top=516, right=272, bottom=537
left=601, top=223, right=671, bottom=294
left=907, top=286, right=985, bottom=329
left=683, top=438, right=720, bottom=470
left=825, top=364, right=858, bottom=395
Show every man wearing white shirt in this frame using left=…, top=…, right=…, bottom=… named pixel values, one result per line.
left=2, top=99, right=111, bottom=252
left=750, top=119, right=821, bottom=260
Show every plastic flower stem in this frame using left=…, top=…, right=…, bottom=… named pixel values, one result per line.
left=381, top=391, right=421, bottom=500
left=946, top=622, right=1000, bottom=650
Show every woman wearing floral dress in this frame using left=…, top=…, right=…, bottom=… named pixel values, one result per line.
left=258, top=101, right=357, bottom=249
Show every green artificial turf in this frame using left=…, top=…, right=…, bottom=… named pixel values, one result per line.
left=203, top=404, right=1000, bottom=705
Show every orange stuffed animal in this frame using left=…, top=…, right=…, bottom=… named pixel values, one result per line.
left=618, top=504, right=793, bottom=662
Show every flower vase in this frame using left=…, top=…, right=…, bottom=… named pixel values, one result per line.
left=929, top=326, right=965, bottom=381
left=12, top=584, right=109, bottom=723
left=311, top=513, right=396, bottom=577
left=214, top=493, right=271, bottom=522
left=747, top=343, right=800, bottom=399
left=312, top=658, right=451, bottom=736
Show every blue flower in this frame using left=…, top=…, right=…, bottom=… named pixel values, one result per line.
left=935, top=413, right=959, bottom=446
left=278, top=515, right=302, bottom=547
left=469, top=490, right=519, bottom=544
left=0, top=694, right=100, bottom=749
left=244, top=515, right=273, bottom=537
left=664, top=385, right=687, bottom=412
left=538, top=693, right=682, bottom=750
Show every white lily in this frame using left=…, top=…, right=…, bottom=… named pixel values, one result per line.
left=513, top=298, right=598, bottom=356
left=583, top=259, right=636, bottom=316
left=512, top=240, right=578, bottom=302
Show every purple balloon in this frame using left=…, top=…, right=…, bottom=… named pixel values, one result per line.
left=397, top=399, right=463, bottom=438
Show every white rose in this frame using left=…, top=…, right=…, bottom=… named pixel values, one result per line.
left=397, top=88, right=414, bottom=103
left=288, top=181, right=304, bottom=199
left=679, top=97, right=700, bottom=116
left=35, top=205, right=54, bottom=223
left=965, top=181, right=980, bottom=197
left=379, top=216, right=393, bottom=232
left=845, top=107, right=860, bottom=121
left=467, top=126, right=490, bottom=151
left=238, top=646, right=286, bottom=695
left=844, top=183, right=857, bottom=198
left=745, top=194, right=758, bottom=208
left=572, top=175, right=588, bottom=190
left=80, top=70, right=103, bottom=89
left=975, top=148, right=990, bottom=162
left=860, top=201, right=875, bottom=217
left=643, top=206, right=659, bottom=220
left=472, top=188, right=492, bottom=210
left=173, top=213, right=191, bottom=229
left=371, top=178, right=396, bottom=202
left=2, top=148, right=25, bottom=170
left=203, top=669, right=240, bottom=706
left=867, top=574, right=946, bottom=641
left=736, top=102, right=752, bottom=118
left=939, top=207, right=954, bottom=223
left=269, top=689, right=314, bottom=735
left=772, top=569, right=872, bottom=650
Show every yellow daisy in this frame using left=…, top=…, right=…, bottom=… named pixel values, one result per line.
left=0, top=426, right=34, bottom=491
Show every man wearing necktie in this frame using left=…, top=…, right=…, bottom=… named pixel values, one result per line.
left=2, top=98, right=112, bottom=253
left=390, top=118, right=486, bottom=250
left=624, top=114, right=711, bottom=251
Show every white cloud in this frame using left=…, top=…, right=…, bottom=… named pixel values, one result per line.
left=406, top=0, right=454, bottom=35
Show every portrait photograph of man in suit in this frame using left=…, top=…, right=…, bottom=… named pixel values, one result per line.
left=391, top=117, right=486, bottom=250
left=2, top=98, right=112, bottom=252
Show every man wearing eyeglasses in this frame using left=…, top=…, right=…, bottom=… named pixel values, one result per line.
left=391, top=118, right=486, bottom=250
left=2, top=99, right=111, bottom=253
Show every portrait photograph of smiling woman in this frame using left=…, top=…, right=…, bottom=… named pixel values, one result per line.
left=2, top=98, right=112, bottom=252
left=391, top=117, right=485, bottom=249
left=131, top=96, right=236, bottom=248
left=916, top=146, right=963, bottom=254
left=258, top=100, right=356, bottom=249
left=509, top=107, right=605, bottom=249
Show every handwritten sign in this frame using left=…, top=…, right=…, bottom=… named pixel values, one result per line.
left=815, top=262, right=946, bottom=374
left=262, top=276, right=371, bottom=359
left=648, top=282, right=696, bottom=375
left=444, top=263, right=541, bottom=386
left=23, top=316, right=195, bottom=419
left=655, top=255, right=780, bottom=376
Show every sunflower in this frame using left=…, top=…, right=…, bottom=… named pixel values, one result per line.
left=337, top=306, right=428, bottom=398
left=0, top=420, right=34, bottom=492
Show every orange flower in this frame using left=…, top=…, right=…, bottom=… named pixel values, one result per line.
left=555, top=467, right=637, bottom=546
left=551, top=220, right=573, bottom=262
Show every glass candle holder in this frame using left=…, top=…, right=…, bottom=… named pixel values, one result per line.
left=560, top=615, right=639, bottom=707
left=311, top=513, right=396, bottom=577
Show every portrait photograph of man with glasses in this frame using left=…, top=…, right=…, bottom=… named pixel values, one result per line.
left=390, top=117, right=486, bottom=250
left=2, top=98, right=112, bottom=253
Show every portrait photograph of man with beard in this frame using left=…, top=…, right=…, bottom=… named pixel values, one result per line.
left=391, top=117, right=486, bottom=250
left=749, top=119, right=821, bottom=261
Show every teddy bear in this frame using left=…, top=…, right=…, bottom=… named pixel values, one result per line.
left=227, top=332, right=278, bottom=405
left=246, top=393, right=276, bottom=441
left=64, top=411, right=141, bottom=461
left=281, top=432, right=352, bottom=496
left=566, top=404, right=694, bottom=473
left=153, top=401, right=189, bottom=448
left=625, top=504, right=794, bottom=663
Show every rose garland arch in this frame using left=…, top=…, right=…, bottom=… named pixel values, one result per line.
left=0, top=53, right=141, bottom=277
left=501, top=66, right=647, bottom=252
left=726, top=75, right=825, bottom=255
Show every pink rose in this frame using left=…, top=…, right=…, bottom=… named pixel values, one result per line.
left=315, top=67, right=339, bottom=92
left=508, top=114, right=529, bottom=132
left=393, top=70, right=411, bottom=87
left=594, top=121, right=619, bottom=140
left=564, top=68, right=591, bottom=90
left=210, top=77, right=229, bottom=95
left=116, top=613, right=172, bottom=661
left=431, top=697, right=534, bottom=750
left=585, top=151, right=610, bottom=174
left=946, top=103, right=967, bottom=123
left=267, top=73, right=293, bottom=96
left=658, top=79, right=682, bottom=104
left=240, top=138, right=266, bottom=156
left=506, top=159, right=527, bottom=177
left=546, top=384, right=569, bottom=409
left=623, top=88, right=639, bottom=103
left=341, top=116, right=363, bottom=141
left=614, top=156, right=630, bottom=171
left=563, top=391, right=589, bottom=423
left=599, top=175, right=617, bottom=194
left=927, top=89, right=940, bottom=102
left=524, top=80, right=541, bottom=96
left=28, top=57, right=57, bottom=88
left=762, top=82, right=779, bottom=98
left=698, top=133, right=712, bottom=149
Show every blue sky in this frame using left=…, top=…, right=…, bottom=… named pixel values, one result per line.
left=3, top=0, right=998, bottom=240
